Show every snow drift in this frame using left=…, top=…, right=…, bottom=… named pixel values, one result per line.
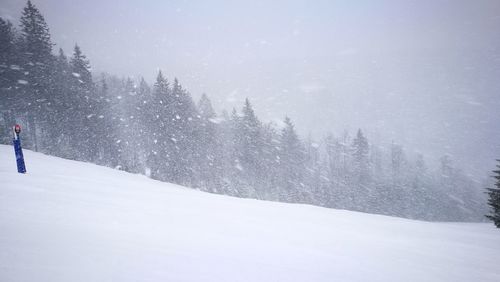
left=0, top=145, right=499, bottom=282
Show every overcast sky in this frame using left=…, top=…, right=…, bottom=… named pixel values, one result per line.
left=2, top=0, right=500, bottom=177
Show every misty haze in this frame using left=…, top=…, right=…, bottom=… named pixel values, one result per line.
left=1, top=1, right=500, bottom=281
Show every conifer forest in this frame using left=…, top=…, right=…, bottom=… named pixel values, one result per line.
left=0, top=1, right=491, bottom=222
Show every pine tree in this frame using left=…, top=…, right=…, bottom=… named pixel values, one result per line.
left=115, top=78, right=141, bottom=172
left=18, top=0, right=55, bottom=151
left=136, top=77, right=152, bottom=174
left=20, top=1, right=52, bottom=56
left=352, top=129, right=369, bottom=182
left=198, top=93, right=216, bottom=118
left=50, top=48, right=72, bottom=156
left=324, top=133, right=340, bottom=206
left=196, top=93, right=223, bottom=192
left=218, top=108, right=242, bottom=196
left=486, top=160, right=500, bottom=227
left=410, top=154, right=429, bottom=219
left=128, top=78, right=146, bottom=172
left=233, top=99, right=263, bottom=198
left=147, top=70, right=170, bottom=180
left=95, top=76, right=112, bottom=165
left=303, top=135, right=323, bottom=205
left=0, top=17, right=18, bottom=91
left=350, top=129, right=371, bottom=210
left=0, top=18, right=20, bottom=143
left=96, top=76, right=123, bottom=168
left=0, top=18, right=17, bottom=88
left=277, top=116, right=306, bottom=203
left=324, top=133, right=338, bottom=182
left=158, top=77, right=199, bottom=185
left=259, top=122, right=281, bottom=200
left=388, top=142, right=407, bottom=215
left=69, top=44, right=97, bottom=161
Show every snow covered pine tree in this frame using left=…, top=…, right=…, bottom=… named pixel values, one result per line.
left=486, top=160, right=500, bottom=228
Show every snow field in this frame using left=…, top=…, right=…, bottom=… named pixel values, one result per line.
left=0, top=145, right=499, bottom=282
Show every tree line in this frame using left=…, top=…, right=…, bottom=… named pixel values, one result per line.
left=0, top=1, right=488, bottom=221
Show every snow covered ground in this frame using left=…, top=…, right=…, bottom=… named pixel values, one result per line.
left=1, top=145, right=499, bottom=282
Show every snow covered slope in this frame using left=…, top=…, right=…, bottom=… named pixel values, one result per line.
left=0, top=145, right=499, bottom=282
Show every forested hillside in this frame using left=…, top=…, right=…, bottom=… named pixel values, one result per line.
left=0, top=1, right=487, bottom=221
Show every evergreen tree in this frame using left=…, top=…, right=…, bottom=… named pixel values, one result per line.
left=410, top=154, right=429, bottom=219
left=0, top=18, right=18, bottom=91
left=170, top=78, right=199, bottom=186
left=198, top=93, right=216, bottom=118
left=147, top=71, right=170, bottom=180
left=196, top=93, right=223, bottom=192
left=259, top=122, right=281, bottom=200
left=96, top=76, right=123, bottom=168
left=232, top=99, right=263, bottom=197
left=277, top=116, right=306, bottom=203
left=352, top=129, right=370, bottom=183
left=218, top=108, right=241, bottom=196
left=69, top=44, right=97, bottom=161
left=324, top=133, right=338, bottom=182
left=0, top=18, right=20, bottom=143
left=339, top=130, right=351, bottom=187
left=136, top=77, right=152, bottom=174
left=389, top=142, right=408, bottom=216
left=350, top=129, right=371, bottom=210
left=50, top=48, right=72, bottom=156
left=117, top=78, right=142, bottom=172
left=304, top=135, right=325, bottom=206
left=19, top=0, right=55, bottom=151
left=437, top=155, right=459, bottom=220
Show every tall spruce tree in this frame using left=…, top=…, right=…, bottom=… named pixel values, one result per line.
left=352, top=129, right=370, bottom=183
left=69, top=44, right=97, bottom=161
left=0, top=18, right=19, bottom=143
left=197, top=93, right=223, bottom=192
left=219, top=108, right=242, bottom=196
left=277, top=116, right=306, bottom=202
left=486, top=160, right=500, bottom=227
left=410, top=154, right=429, bottom=219
left=147, top=71, right=170, bottom=180
left=19, top=0, right=55, bottom=151
left=50, top=48, right=72, bottom=156
left=350, top=129, right=370, bottom=210
left=0, top=18, right=17, bottom=91
left=304, top=136, right=326, bottom=206
left=389, top=142, right=408, bottom=216
left=260, top=122, right=281, bottom=200
left=136, top=77, right=152, bottom=174
left=168, top=78, right=199, bottom=186
left=324, top=133, right=342, bottom=207
left=233, top=99, right=263, bottom=197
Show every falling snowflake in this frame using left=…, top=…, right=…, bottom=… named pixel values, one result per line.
left=235, top=163, right=243, bottom=171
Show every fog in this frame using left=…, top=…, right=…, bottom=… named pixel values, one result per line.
left=2, top=0, right=499, bottom=177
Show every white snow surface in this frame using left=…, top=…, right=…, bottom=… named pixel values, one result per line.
left=0, top=145, right=499, bottom=282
